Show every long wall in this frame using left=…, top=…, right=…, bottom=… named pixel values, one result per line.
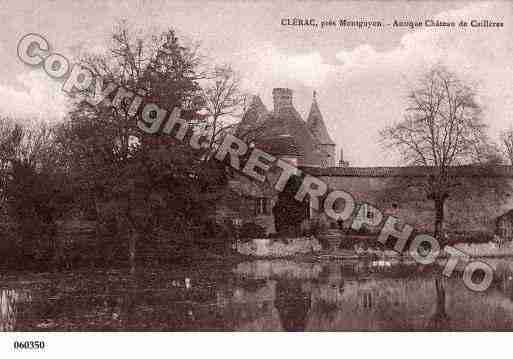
left=316, top=174, right=513, bottom=235
left=215, top=166, right=513, bottom=237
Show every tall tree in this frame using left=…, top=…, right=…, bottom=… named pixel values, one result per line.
left=61, top=23, right=225, bottom=272
left=200, top=65, right=246, bottom=152
left=273, top=175, right=308, bottom=236
left=380, top=66, right=496, bottom=240
left=0, top=118, right=68, bottom=263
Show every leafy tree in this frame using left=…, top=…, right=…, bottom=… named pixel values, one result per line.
left=60, top=23, right=227, bottom=272
left=273, top=175, right=308, bottom=236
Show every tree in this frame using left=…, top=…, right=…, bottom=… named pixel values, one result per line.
left=0, top=117, right=16, bottom=207
left=500, top=127, right=513, bottom=165
left=380, top=66, right=496, bottom=240
left=0, top=118, right=68, bottom=264
left=199, top=65, right=246, bottom=152
left=273, top=175, right=308, bottom=236
left=61, top=22, right=227, bottom=272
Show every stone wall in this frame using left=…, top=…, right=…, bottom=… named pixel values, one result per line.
left=237, top=237, right=322, bottom=257
left=316, top=175, right=513, bottom=236
left=214, top=175, right=278, bottom=234
left=216, top=166, right=513, bottom=238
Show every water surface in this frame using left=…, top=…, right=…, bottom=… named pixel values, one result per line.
left=2, top=258, right=513, bottom=331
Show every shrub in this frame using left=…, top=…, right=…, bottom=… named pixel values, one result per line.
left=220, top=220, right=236, bottom=239
left=240, top=222, right=266, bottom=239
left=199, top=219, right=237, bottom=239
left=344, top=226, right=371, bottom=236
left=201, top=220, right=219, bottom=238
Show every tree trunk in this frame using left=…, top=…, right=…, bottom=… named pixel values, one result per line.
left=434, top=197, right=446, bottom=242
left=128, top=227, right=137, bottom=275
left=429, top=277, right=449, bottom=329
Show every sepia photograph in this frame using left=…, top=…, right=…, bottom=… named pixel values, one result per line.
left=1, top=0, right=513, bottom=356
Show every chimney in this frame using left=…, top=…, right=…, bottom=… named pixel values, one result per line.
left=272, top=88, right=293, bottom=113
left=339, top=148, right=349, bottom=167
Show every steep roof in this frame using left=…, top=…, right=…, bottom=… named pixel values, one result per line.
left=254, top=135, right=300, bottom=157
left=235, top=90, right=334, bottom=167
left=301, top=165, right=513, bottom=178
left=264, top=106, right=325, bottom=166
left=235, top=95, right=268, bottom=138
left=306, top=95, right=335, bottom=145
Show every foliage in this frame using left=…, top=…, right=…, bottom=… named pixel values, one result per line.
left=0, top=118, right=71, bottom=266
left=272, top=175, right=308, bottom=236
left=0, top=23, right=255, bottom=270
left=239, top=222, right=266, bottom=239
left=56, top=23, right=231, bottom=270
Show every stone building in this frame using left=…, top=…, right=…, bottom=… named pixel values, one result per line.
left=214, top=87, right=513, bottom=238
left=236, top=88, right=337, bottom=167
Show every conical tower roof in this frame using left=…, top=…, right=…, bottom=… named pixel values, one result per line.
left=236, top=95, right=269, bottom=139
left=306, top=91, right=335, bottom=145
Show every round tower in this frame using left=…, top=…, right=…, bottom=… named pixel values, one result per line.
left=306, top=91, right=336, bottom=167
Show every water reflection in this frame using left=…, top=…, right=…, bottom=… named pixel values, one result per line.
left=427, top=278, right=450, bottom=330
left=274, top=279, right=311, bottom=331
left=1, top=258, right=513, bottom=330
left=0, top=288, right=31, bottom=331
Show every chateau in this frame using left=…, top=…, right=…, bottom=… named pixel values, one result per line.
left=214, top=88, right=513, bottom=239
left=236, top=88, right=339, bottom=168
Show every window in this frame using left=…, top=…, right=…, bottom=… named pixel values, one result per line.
left=362, top=291, right=372, bottom=309
left=255, top=198, right=268, bottom=215
left=360, top=204, right=374, bottom=219
left=357, top=203, right=375, bottom=220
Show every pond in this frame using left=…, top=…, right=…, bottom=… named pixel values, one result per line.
left=2, top=258, right=513, bottom=331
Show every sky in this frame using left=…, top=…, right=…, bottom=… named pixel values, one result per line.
left=0, top=0, right=512, bottom=166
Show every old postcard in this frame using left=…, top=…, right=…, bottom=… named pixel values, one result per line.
left=1, top=0, right=513, bottom=355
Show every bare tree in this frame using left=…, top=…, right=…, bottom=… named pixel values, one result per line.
left=0, top=117, right=15, bottom=206
left=0, top=117, right=56, bottom=188
left=200, top=65, right=245, bottom=151
left=500, top=127, right=513, bottom=165
left=380, top=66, right=494, bottom=240
left=0, top=117, right=65, bottom=260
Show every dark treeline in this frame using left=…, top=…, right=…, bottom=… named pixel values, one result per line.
left=0, top=23, right=248, bottom=272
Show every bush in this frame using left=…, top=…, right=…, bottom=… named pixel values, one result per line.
left=240, top=222, right=266, bottom=239
left=344, top=226, right=371, bottom=236
left=223, top=220, right=237, bottom=238
left=268, top=232, right=282, bottom=239
left=199, top=219, right=236, bottom=239
left=201, top=220, right=219, bottom=238
left=304, top=219, right=320, bottom=236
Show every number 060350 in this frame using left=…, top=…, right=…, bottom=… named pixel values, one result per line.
left=13, top=341, right=45, bottom=350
